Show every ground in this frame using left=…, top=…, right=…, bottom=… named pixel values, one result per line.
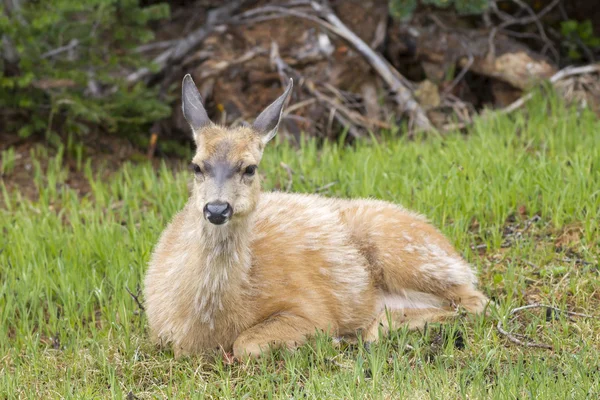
left=0, top=96, right=599, bottom=398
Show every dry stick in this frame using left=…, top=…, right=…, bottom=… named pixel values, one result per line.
left=309, top=1, right=432, bottom=131
left=237, top=2, right=431, bottom=131
left=443, top=63, right=600, bottom=131
left=199, top=47, right=267, bottom=80
left=500, top=63, right=600, bottom=114
left=280, top=162, right=294, bottom=192
left=269, top=41, right=363, bottom=138
left=127, top=1, right=246, bottom=83
left=496, top=303, right=597, bottom=350
left=125, top=286, right=145, bottom=313
left=489, top=0, right=560, bottom=62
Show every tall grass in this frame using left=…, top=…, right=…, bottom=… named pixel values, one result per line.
left=1, top=96, right=599, bottom=398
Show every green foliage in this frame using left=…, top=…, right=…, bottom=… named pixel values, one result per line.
left=389, top=0, right=489, bottom=21
left=1, top=95, right=600, bottom=397
left=560, top=19, right=600, bottom=61
left=0, top=0, right=171, bottom=140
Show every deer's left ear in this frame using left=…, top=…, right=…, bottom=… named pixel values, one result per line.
left=253, top=78, right=293, bottom=144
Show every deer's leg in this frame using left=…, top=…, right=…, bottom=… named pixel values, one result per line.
left=361, top=308, right=458, bottom=343
left=233, top=314, right=318, bottom=358
left=380, top=257, right=489, bottom=315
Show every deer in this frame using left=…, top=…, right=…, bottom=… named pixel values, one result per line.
left=144, top=74, right=489, bottom=359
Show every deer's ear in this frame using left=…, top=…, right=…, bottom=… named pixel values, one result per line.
left=182, top=74, right=212, bottom=139
left=253, top=78, right=293, bottom=144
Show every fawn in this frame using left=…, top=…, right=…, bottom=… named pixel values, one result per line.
left=144, top=75, right=489, bottom=358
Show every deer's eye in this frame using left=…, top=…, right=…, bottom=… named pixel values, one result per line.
left=244, top=165, right=257, bottom=177
left=189, top=163, right=202, bottom=175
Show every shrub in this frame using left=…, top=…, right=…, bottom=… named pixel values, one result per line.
left=0, top=0, right=171, bottom=143
left=389, top=0, right=489, bottom=21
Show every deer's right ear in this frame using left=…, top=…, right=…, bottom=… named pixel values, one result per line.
left=182, top=74, right=212, bottom=139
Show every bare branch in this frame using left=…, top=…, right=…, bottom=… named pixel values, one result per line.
left=41, top=39, right=80, bottom=59
left=500, top=63, right=600, bottom=114
left=127, top=1, right=246, bottom=83
left=235, top=1, right=432, bottom=131
left=496, top=303, right=597, bottom=350
left=125, top=286, right=145, bottom=314
left=309, top=1, right=432, bottom=131
left=280, top=162, right=294, bottom=192
left=444, top=63, right=600, bottom=131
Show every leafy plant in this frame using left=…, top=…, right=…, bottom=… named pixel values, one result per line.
left=0, top=0, right=171, bottom=141
left=389, top=0, right=489, bottom=21
left=560, top=19, right=600, bottom=61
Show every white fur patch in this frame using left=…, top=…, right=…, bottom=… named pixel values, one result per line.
left=380, top=290, right=445, bottom=310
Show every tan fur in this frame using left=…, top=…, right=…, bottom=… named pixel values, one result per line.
left=144, top=108, right=488, bottom=360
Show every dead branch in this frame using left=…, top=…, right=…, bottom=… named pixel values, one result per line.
left=307, top=81, right=392, bottom=130
left=127, top=1, right=246, bottom=83
left=41, top=39, right=80, bottom=59
left=269, top=41, right=364, bottom=138
left=443, top=63, right=600, bottom=131
left=496, top=303, right=597, bottom=350
left=125, top=286, right=145, bottom=314
left=134, top=39, right=178, bottom=54
left=499, top=63, right=600, bottom=114
left=490, top=0, right=561, bottom=63
left=198, top=47, right=267, bottom=80
left=310, top=1, right=432, bottom=131
left=235, top=1, right=432, bottom=131
left=280, top=162, right=294, bottom=192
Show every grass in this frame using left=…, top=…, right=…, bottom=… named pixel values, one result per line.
left=1, top=95, right=599, bottom=398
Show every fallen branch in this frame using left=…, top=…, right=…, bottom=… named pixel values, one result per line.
left=198, top=47, right=267, bottom=80
left=41, top=39, right=80, bottom=59
left=236, top=1, right=432, bottom=131
left=125, top=286, right=145, bottom=314
left=443, top=63, right=600, bottom=131
left=496, top=303, right=597, bottom=350
left=127, top=1, right=246, bottom=83
left=269, top=41, right=364, bottom=138
left=280, top=162, right=294, bottom=192
left=499, top=63, right=600, bottom=114
left=310, top=1, right=432, bottom=131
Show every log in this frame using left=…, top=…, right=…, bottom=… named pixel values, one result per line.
left=392, top=25, right=557, bottom=90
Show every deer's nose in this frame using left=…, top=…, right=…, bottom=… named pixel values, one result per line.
left=204, top=202, right=233, bottom=225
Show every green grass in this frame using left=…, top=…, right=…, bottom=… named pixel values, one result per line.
left=1, top=96, right=599, bottom=398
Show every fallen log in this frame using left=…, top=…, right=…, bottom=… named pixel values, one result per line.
left=391, top=24, right=557, bottom=91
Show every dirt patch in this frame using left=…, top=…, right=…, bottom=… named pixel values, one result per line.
left=0, top=131, right=182, bottom=204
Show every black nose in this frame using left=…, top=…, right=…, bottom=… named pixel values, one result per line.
left=204, top=201, right=233, bottom=225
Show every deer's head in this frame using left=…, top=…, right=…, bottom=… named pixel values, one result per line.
left=181, top=74, right=292, bottom=225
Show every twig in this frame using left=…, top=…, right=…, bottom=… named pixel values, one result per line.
left=496, top=303, right=597, bottom=350
left=134, top=39, right=178, bottom=54
left=41, top=39, right=80, bottom=59
left=310, top=1, right=432, bottom=131
left=199, top=47, right=267, bottom=80
left=280, top=162, right=294, bottom=192
left=236, top=1, right=432, bottom=131
left=315, top=181, right=337, bottom=192
left=500, top=63, right=600, bottom=114
left=443, top=41, right=474, bottom=97
left=284, top=98, right=316, bottom=114
left=443, top=63, right=600, bottom=131
left=489, top=0, right=560, bottom=63
left=269, top=41, right=363, bottom=138
left=127, top=1, right=246, bottom=83
left=126, top=286, right=145, bottom=314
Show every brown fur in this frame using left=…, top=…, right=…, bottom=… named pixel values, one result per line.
left=144, top=80, right=488, bottom=359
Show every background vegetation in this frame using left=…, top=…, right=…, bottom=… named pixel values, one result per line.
left=1, top=0, right=599, bottom=150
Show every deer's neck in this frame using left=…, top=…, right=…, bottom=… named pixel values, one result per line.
left=193, top=216, right=253, bottom=329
